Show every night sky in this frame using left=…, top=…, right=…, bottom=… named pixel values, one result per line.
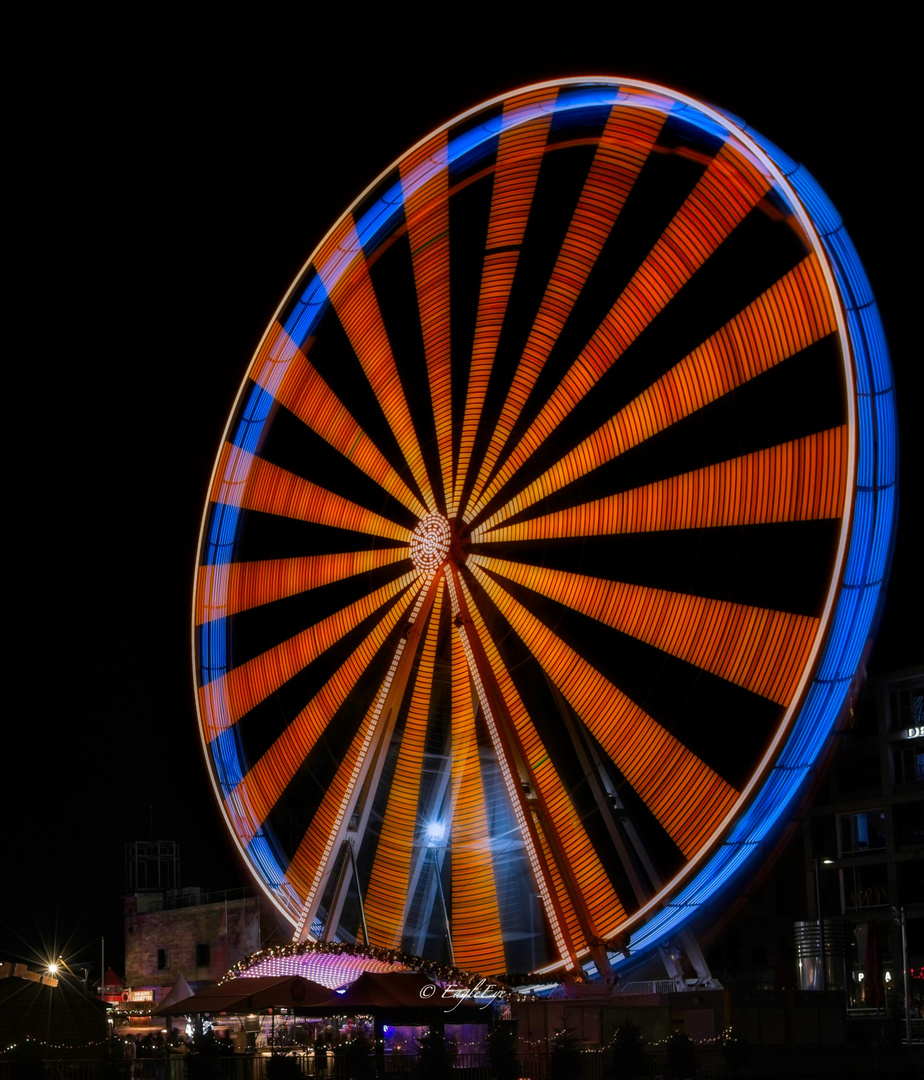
left=4, top=10, right=919, bottom=979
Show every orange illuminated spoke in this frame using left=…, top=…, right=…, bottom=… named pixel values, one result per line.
left=286, top=692, right=383, bottom=906
left=474, top=427, right=848, bottom=544
left=226, top=578, right=422, bottom=845
left=251, top=322, right=427, bottom=518
left=483, top=254, right=837, bottom=530
left=364, top=584, right=445, bottom=948
left=315, top=217, right=436, bottom=513
left=195, top=550, right=407, bottom=625
left=401, top=133, right=453, bottom=512
left=200, top=571, right=421, bottom=742
left=452, top=86, right=557, bottom=517
left=287, top=573, right=441, bottom=937
left=467, top=93, right=669, bottom=514
left=468, top=562, right=738, bottom=858
left=459, top=576, right=626, bottom=938
left=450, top=629, right=506, bottom=972
left=529, top=809, right=585, bottom=954
left=210, top=442, right=412, bottom=542
left=471, top=555, right=819, bottom=707
left=468, top=142, right=772, bottom=518
left=444, top=567, right=578, bottom=967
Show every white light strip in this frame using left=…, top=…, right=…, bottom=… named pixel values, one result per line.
left=444, top=567, right=571, bottom=966
left=292, top=572, right=432, bottom=943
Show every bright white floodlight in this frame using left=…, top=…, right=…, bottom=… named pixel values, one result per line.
left=426, top=821, right=446, bottom=846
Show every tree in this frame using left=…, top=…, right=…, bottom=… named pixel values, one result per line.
left=611, top=1019, right=647, bottom=1079
left=487, top=1022, right=518, bottom=1080
left=415, top=1027, right=456, bottom=1080
left=550, top=1026, right=581, bottom=1080
left=333, top=1030, right=374, bottom=1080
left=665, top=1032, right=698, bottom=1079
left=720, top=1028, right=749, bottom=1079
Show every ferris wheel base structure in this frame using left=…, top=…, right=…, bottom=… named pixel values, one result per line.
left=194, top=79, right=897, bottom=983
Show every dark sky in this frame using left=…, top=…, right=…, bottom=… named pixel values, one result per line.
left=5, top=10, right=919, bottom=976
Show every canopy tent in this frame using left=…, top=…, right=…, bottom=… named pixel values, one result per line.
left=154, top=976, right=332, bottom=1016
left=329, top=971, right=442, bottom=1009
left=157, top=973, right=194, bottom=1011
left=155, top=971, right=491, bottom=1023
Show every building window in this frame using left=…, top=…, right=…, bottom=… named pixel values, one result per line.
left=838, top=810, right=886, bottom=856
left=890, top=686, right=924, bottom=732
left=892, top=741, right=924, bottom=785
left=196, top=942, right=210, bottom=968
left=843, top=863, right=890, bottom=911
left=156, top=948, right=169, bottom=971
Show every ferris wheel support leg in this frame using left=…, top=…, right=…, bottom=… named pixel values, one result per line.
left=446, top=566, right=596, bottom=976
left=658, top=930, right=723, bottom=990
left=291, top=573, right=441, bottom=944
left=401, top=754, right=454, bottom=955
left=318, top=840, right=355, bottom=941
left=541, top=671, right=657, bottom=907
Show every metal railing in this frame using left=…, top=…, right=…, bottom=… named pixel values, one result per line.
left=2, top=1041, right=921, bottom=1080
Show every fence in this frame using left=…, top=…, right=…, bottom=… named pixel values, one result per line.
left=2, top=1043, right=921, bottom=1080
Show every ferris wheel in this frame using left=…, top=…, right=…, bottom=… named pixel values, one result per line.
left=194, top=79, right=896, bottom=978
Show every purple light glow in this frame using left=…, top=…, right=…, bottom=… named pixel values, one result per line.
left=239, top=950, right=410, bottom=988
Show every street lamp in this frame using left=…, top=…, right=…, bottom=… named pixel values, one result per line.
left=892, top=907, right=913, bottom=1054
left=813, top=858, right=834, bottom=991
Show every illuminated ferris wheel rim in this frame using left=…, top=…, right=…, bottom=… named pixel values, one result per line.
left=192, top=77, right=895, bottom=974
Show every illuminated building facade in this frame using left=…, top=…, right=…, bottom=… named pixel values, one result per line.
left=804, top=666, right=923, bottom=1003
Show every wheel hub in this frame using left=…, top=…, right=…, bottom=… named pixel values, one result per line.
left=410, top=513, right=452, bottom=572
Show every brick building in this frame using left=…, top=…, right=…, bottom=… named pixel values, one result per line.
left=122, top=840, right=279, bottom=1000
left=124, top=887, right=264, bottom=997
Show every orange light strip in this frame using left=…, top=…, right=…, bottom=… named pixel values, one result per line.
left=228, top=576, right=422, bottom=849
left=459, top=575, right=624, bottom=940
left=195, top=549, right=406, bottom=625
left=445, top=569, right=576, bottom=968
left=285, top=694, right=381, bottom=912
left=288, top=574, right=436, bottom=941
left=315, top=216, right=436, bottom=513
left=450, top=624, right=507, bottom=972
left=475, top=427, right=848, bottom=544
left=468, top=562, right=738, bottom=858
left=199, top=570, right=419, bottom=740
left=483, top=254, right=836, bottom=530
left=452, top=86, right=557, bottom=517
left=364, top=583, right=445, bottom=947
left=468, top=142, right=772, bottom=519
left=466, top=94, right=669, bottom=513
left=401, top=133, right=453, bottom=513
left=530, top=807, right=584, bottom=955
left=471, top=555, right=818, bottom=707
left=250, top=321, right=427, bottom=519
left=210, top=442, right=412, bottom=543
